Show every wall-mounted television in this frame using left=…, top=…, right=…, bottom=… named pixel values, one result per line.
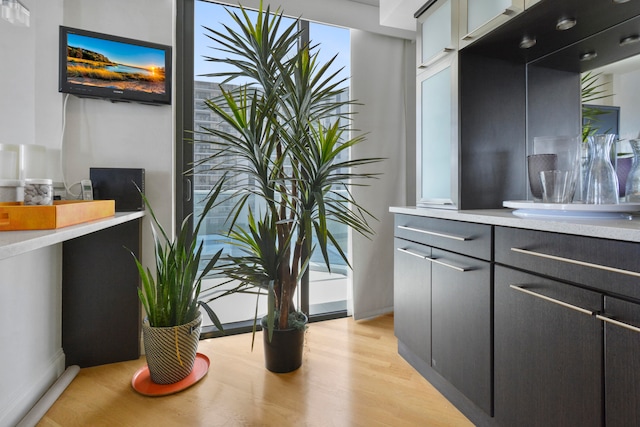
left=58, top=26, right=172, bottom=105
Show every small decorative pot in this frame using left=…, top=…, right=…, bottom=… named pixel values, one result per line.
left=142, top=313, right=202, bottom=384
left=262, top=313, right=307, bottom=373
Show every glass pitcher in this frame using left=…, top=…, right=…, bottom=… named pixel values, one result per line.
left=585, top=134, right=619, bottom=204
left=624, top=139, right=640, bottom=202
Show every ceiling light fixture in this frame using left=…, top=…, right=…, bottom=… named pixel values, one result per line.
left=612, top=0, right=630, bottom=4
left=1, top=0, right=30, bottom=26
left=580, top=51, right=598, bottom=61
left=620, top=35, right=640, bottom=46
left=519, top=36, right=536, bottom=49
left=556, top=18, right=577, bottom=31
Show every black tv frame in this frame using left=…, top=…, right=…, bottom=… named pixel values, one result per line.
left=58, top=26, right=172, bottom=105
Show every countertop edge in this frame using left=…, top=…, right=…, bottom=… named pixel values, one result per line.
left=390, top=206, right=640, bottom=243
left=0, top=211, right=146, bottom=261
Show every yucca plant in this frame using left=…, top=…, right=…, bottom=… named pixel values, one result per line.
left=130, top=180, right=228, bottom=329
left=195, top=1, right=382, bottom=351
left=581, top=71, right=614, bottom=142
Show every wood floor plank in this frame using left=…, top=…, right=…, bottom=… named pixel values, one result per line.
left=38, top=314, right=472, bottom=427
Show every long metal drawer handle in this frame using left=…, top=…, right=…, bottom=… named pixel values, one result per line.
left=398, top=225, right=470, bottom=241
left=396, top=247, right=428, bottom=259
left=510, top=247, right=640, bottom=278
left=509, top=285, right=594, bottom=316
left=432, top=258, right=469, bottom=272
left=596, top=314, right=640, bottom=334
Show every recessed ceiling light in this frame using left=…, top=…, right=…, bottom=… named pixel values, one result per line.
left=519, top=36, right=536, bottom=49
left=556, top=18, right=576, bottom=31
left=580, top=51, right=598, bottom=61
left=613, top=0, right=630, bottom=4
left=620, top=35, right=640, bottom=46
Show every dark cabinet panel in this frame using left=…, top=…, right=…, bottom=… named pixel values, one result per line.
left=431, top=248, right=492, bottom=416
left=394, top=238, right=432, bottom=362
left=494, top=266, right=603, bottom=427
left=495, top=226, right=640, bottom=301
left=602, top=296, right=640, bottom=427
left=62, top=219, right=142, bottom=367
left=395, top=214, right=492, bottom=260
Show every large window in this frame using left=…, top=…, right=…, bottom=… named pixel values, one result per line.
left=178, top=1, right=351, bottom=333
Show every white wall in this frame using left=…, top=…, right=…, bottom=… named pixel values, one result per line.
left=0, top=246, right=64, bottom=427
left=0, top=0, right=174, bottom=424
left=62, top=0, right=175, bottom=244
left=0, top=0, right=36, bottom=147
left=613, top=69, right=640, bottom=141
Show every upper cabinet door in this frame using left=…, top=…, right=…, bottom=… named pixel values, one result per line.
left=417, top=0, right=459, bottom=68
left=459, top=0, right=525, bottom=48
left=416, top=55, right=458, bottom=208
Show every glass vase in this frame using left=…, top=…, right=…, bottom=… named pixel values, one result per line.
left=625, top=139, right=640, bottom=202
left=585, top=134, right=619, bottom=204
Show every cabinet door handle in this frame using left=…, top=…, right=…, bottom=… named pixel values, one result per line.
left=510, top=247, right=640, bottom=278
left=396, top=247, right=429, bottom=259
left=502, top=6, right=519, bottom=17
left=432, top=258, right=470, bottom=272
left=398, top=225, right=471, bottom=241
left=461, top=7, right=521, bottom=41
left=509, top=285, right=595, bottom=316
left=596, top=314, right=640, bottom=334
left=418, top=48, right=455, bottom=68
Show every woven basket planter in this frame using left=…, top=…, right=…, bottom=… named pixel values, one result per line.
left=142, top=313, right=202, bottom=384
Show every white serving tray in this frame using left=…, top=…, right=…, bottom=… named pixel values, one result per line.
left=503, top=200, right=640, bottom=220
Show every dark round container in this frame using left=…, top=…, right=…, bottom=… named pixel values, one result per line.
left=262, top=314, right=307, bottom=373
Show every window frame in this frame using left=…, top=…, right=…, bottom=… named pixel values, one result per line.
left=176, top=0, right=349, bottom=336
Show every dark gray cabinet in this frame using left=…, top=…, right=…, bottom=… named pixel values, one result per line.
left=394, top=214, right=640, bottom=427
left=495, top=225, right=640, bottom=427
left=431, top=248, right=491, bottom=415
left=602, top=296, right=640, bottom=427
left=393, top=214, right=493, bottom=421
left=63, top=218, right=142, bottom=367
left=394, top=237, right=431, bottom=362
left=494, top=266, right=603, bottom=427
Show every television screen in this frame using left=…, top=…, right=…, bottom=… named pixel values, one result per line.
left=59, top=26, right=172, bottom=105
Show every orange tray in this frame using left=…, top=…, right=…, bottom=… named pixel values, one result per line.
left=0, top=200, right=115, bottom=231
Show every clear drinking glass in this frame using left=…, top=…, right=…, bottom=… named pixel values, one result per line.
left=531, top=135, right=581, bottom=203
left=585, top=134, right=619, bottom=204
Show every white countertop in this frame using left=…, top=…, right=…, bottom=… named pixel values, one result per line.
left=390, top=206, right=640, bottom=243
left=0, top=211, right=145, bottom=261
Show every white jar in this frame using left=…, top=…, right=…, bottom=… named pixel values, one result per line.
left=0, top=179, right=25, bottom=202
left=0, top=144, right=20, bottom=179
left=24, top=178, right=53, bottom=206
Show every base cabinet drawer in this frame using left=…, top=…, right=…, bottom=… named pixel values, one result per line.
left=495, top=226, right=640, bottom=301
left=395, top=214, right=492, bottom=260
left=494, top=265, right=603, bottom=427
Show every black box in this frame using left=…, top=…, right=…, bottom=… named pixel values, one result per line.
left=89, top=167, right=145, bottom=212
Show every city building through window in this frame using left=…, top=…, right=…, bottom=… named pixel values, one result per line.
left=184, top=1, right=352, bottom=333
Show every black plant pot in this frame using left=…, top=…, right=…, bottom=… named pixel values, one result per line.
left=262, top=314, right=307, bottom=373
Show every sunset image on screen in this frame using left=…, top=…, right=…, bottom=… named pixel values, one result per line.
left=66, top=33, right=166, bottom=94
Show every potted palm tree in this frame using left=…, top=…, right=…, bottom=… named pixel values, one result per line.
left=196, top=2, right=381, bottom=372
left=130, top=180, right=230, bottom=384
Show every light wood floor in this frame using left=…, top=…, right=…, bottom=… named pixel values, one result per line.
left=39, top=314, right=472, bottom=427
